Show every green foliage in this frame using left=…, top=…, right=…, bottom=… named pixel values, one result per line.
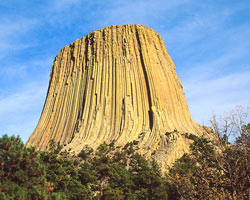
left=40, top=150, right=92, bottom=199
left=1, top=123, right=249, bottom=200
left=168, top=136, right=223, bottom=199
left=0, top=135, right=50, bottom=199
left=168, top=132, right=250, bottom=200
left=0, top=135, right=167, bottom=199
left=77, top=140, right=167, bottom=200
left=220, top=123, right=250, bottom=199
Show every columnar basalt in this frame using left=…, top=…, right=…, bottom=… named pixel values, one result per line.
left=27, top=24, right=212, bottom=168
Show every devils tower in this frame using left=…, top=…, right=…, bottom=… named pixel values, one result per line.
left=27, top=24, right=211, bottom=168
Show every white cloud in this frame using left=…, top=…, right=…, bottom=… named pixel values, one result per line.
left=0, top=0, right=249, bottom=142
left=0, top=65, right=27, bottom=80
left=158, top=4, right=250, bottom=126
left=0, top=18, right=38, bottom=37
left=0, top=56, right=53, bottom=84
left=0, top=83, right=46, bottom=115
left=184, top=71, right=250, bottom=125
left=0, top=18, right=39, bottom=58
left=163, top=4, right=250, bottom=54
left=0, top=82, right=48, bottom=142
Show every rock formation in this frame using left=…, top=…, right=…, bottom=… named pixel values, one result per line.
left=27, top=24, right=212, bottom=168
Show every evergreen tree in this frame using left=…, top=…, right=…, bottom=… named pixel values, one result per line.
left=0, top=135, right=50, bottom=199
left=40, top=142, right=93, bottom=199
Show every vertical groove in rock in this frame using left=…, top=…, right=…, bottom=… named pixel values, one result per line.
left=27, top=24, right=213, bottom=168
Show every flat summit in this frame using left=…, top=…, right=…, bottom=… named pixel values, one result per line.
left=27, top=24, right=212, bottom=168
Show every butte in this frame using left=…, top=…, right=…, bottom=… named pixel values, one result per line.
left=27, top=24, right=214, bottom=168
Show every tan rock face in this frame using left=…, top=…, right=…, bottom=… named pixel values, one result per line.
left=27, top=24, right=211, bottom=168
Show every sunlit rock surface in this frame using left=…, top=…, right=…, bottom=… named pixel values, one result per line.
left=27, top=24, right=213, bottom=168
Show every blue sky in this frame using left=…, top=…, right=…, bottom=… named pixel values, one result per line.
left=0, top=0, right=249, bottom=142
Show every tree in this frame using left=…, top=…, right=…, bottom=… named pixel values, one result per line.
left=129, top=154, right=168, bottom=200
left=77, top=140, right=168, bottom=200
left=0, top=135, right=50, bottom=199
left=168, top=128, right=250, bottom=200
left=210, top=104, right=250, bottom=143
left=167, top=135, right=224, bottom=200
left=40, top=141, right=93, bottom=199
left=220, top=123, right=250, bottom=199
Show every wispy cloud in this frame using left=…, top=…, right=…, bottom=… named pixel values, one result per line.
left=0, top=82, right=48, bottom=142
left=163, top=3, right=250, bottom=65
left=0, top=65, right=27, bottom=81
left=0, top=84, right=46, bottom=115
left=0, top=18, right=39, bottom=58
left=0, top=56, right=53, bottom=89
left=164, top=5, right=240, bottom=42
left=158, top=3, right=250, bottom=126
left=180, top=39, right=250, bottom=125
left=0, top=18, right=39, bottom=37
left=0, top=0, right=249, bottom=141
left=184, top=71, right=250, bottom=125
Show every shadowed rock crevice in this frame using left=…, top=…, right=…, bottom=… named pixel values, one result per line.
left=135, top=28, right=154, bottom=131
left=27, top=24, right=214, bottom=169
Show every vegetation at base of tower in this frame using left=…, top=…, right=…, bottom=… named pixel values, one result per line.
left=0, top=136, right=167, bottom=200
left=0, top=124, right=249, bottom=199
left=167, top=124, right=250, bottom=200
left=0, top=135, right=52, bottom=199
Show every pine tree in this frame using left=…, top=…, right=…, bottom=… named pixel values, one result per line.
left=0, top=135, right=49, bottom=199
